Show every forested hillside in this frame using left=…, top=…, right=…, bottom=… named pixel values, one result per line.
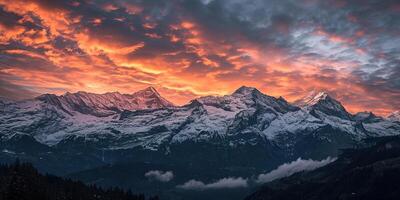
left=0, top=161, right=158, bottom=200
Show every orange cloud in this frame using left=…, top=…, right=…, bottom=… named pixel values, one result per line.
left=0, top=23, right=25, bottom=44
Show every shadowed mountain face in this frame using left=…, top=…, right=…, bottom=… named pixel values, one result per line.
left=0, top=86, right=399, bottom=200
left=245, top=136, right=400, bottom=200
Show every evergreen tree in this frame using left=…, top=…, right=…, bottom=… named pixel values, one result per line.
left=0, top=160, right=155, bottom=200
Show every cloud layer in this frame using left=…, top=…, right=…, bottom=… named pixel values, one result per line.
left=0, top=0, right=399, bottom=115
left=256, top=157, right=336, bottom=183
left=145, top=170, right=174, bottom=182
left=176, top=157, right=334, bottom=190
left=177, top=177, right=248, bottom=190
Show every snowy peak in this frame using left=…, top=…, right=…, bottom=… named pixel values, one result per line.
left=232, top=86, right=298, bottom=113
left=194, top=86, right=298, bottom=116
left=294, top=91, right=330, bottom=107
left=35, top=87, right=174, bottom=117
left=130, top=87, right=175, bottom=108
left=294, top=90, right=351, bottom=119
left=134, top=86, right=158, bottom=96
left=132, top=87, right=159, bottom=98
left=294, top=90, right=340, bottom=108
left=232, top=86, right=260, bottom=96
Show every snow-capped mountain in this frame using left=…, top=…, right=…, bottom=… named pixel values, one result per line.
left=36, top=87, right=174, bottom=117
left=293, top=90, right=329, bottom=107
left=294, top=91, right=351, bottom=120
left=0, top=86, right=399, bottom=175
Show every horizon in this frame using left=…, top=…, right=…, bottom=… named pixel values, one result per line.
left=1, top=85, right=396, bottom=117
left=0, top=0, right=399, bottom=116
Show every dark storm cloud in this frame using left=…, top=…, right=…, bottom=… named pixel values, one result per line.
left=0, top=6, right=21, bottom=27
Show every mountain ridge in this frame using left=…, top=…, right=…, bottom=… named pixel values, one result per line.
left=294, top=90, right=351, bottom=120
left=1, top=85, right=399, bottom=200
left=5, top=86, right=394, bottom=120
left=35, top=87, right=175, bottom=117
left=0, top=85, right=399, bottom=173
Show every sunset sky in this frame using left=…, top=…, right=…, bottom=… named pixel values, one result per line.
left=0, top=0, right=399, bottom=116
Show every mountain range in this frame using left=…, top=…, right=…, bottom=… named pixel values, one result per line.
left=36, top=86, right=175, bottom=117
left=0, top=86, right=399, bottom=200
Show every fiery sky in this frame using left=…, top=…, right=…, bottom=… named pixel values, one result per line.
left=0, top=0, right=399, bottom=116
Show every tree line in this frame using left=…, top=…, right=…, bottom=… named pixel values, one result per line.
left=0, top=160, right=159, bottom=200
